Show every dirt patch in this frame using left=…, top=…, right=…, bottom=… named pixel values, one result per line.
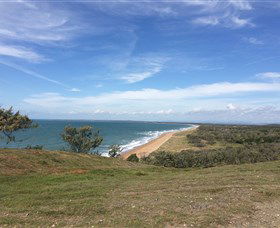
left=229, top=200, right=280, bottom=227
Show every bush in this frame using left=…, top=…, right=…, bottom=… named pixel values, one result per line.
left=152, top=125, right=280, bottom=169
left=108, top=144, right=123, bottom=158
left=126, top=154, right=139, bottom=162
left=25, top=145, right=43, bottom=150
left=144, top=144, right=280, bottom=169
left=151, top=151, right=175, bottom=167
left=187, top=125, right=280, bottom=146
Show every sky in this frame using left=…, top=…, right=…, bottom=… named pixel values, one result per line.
left=0, top=0, right=280, bottom=123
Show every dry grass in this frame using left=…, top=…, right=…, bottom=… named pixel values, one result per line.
left=1, top=149, right=280, bottom=227
left=157, top=128, right=241, bottom=153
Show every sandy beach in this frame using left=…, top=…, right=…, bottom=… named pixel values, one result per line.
left=121, top=126, right=198, bottom=159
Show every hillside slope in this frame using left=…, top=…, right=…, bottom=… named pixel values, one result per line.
left=0, top=149, right=144, bottom=176
left=0, top=149, right=280, bottom=227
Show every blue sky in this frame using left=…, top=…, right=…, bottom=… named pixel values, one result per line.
left=0, top=0, right=280, bottom=123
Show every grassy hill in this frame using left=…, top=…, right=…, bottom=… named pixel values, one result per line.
left=1, top=149, right=280, bottom=227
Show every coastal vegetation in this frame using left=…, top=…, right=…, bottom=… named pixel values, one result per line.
left=0, top=107, right=37, bottom=144
left=145, top=125, right=280, bottom=168
left=108, top=144, right=123, bottom=157
left=61, top=125, right=103, bottom=154
left=126, top=153, right=139, bottom=162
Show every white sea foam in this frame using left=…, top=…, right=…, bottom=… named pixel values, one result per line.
left=120, top=124, right=198, bottom=152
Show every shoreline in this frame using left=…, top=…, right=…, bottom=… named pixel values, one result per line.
left=121, top=125, right=198, bottom=159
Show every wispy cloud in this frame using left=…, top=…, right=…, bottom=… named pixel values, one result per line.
left=23, top=82, right=280, bottom=111
left=88, top=0, right=255, bottom=29
left=93, top=1, right=177, bottom=17
left=70, top=88, right=81, bottom=92
left=120, top=66, right=162, bottom=83
left=228, top=0, right=252, bottom=10
left=0, top=60, right=79, bottom=91
left=243, top=37, right=263, bottom=45
left=257, top=72, right=280, bottom=80
left=0, top=44, right=45, bottom=62
left=192, top=16, right=220, bottom=26
left=22, top=90, right=280, bottom=123
left=192, top=15, right=253, bottom=28
left=181, top=106, right=280, bottom=124
left=117, top=55, right=168, bottom=83
left=0, top=1, right=77, bottom=44
left=230, top=16, right=254, bottom=28
left=188, top=0, right=254, bottom=28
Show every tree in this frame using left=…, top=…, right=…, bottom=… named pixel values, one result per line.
left=0, top=107, right=37, bottom=144
left=108, top=144, right=123, bottom=157
left=61, top=125, right=103, bottom=154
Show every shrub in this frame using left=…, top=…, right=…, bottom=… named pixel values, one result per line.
left=61, top=125, right=103, bottom=154
left=144, top=144, right=280, bottom=169
left=140, top=156, right=152, bottom=163
left=187, top=125, right=280, bottom=146
left=25, top=145, right=43, bottom=150
left=126, top=154, right=139, bottom=162
left=108, top=144, right=123, bottom=158
left=150, top=151, right=175, bottom=167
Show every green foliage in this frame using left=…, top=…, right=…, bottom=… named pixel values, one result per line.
left=145, top=125, right=280, bottom=168
left=0, top=107, right=37, bottom=144
left=108, top=144, right=123, bottom=157
left=147, top=144, right=280, bottom=168
left=126, top=154, right=139, bottom=162
left=150, top=151, right=175, bottom=167
left=187, top=125, right=280, bottom=146
left=25, top=145, right=43, bottom=150
left=61, top=125, right=103, bottom=154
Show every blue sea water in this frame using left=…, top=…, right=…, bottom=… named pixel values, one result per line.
left=0, top=120, right=193, bottom=155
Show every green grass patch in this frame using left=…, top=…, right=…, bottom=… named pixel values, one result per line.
left=0, top=149, right=280, bottom=226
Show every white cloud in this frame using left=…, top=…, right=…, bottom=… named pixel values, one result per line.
left=193, top=15, right=254, bottom=28
left=188, top=0, right=254, bottom=28
left=156, top=109, right=174, bottom=114
left=228, top=0, right=252, bottom=10
left=181, top=106, right=280, bottom=124
left=93, top=1, right=177, bottom=17
left=23, top=82, right=280, bottom=110
left=0, top=1, right=77, bottom=44
left=0, top=44, right=45, bottom=62
left=70, top=88, right=81, bottom=92
left=244, top=37, right=263, bottom=45
left=227, top=103, right=237, bottom=110
left=118, top=55, right=168, bottom=83
left=230, top=16, right=254, bottom=28
left=192, top=16, right=220, bottom=26
left=88, top=0, right=254, bottom=29
left=121, top=66, right=162, bottom=83
left=257, top=72, right=280, bottom=80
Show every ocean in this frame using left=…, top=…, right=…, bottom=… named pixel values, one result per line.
left=0, top=120, right=193, bottom=155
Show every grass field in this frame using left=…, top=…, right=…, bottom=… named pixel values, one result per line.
left=1, top=149, right=280, bottom=227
